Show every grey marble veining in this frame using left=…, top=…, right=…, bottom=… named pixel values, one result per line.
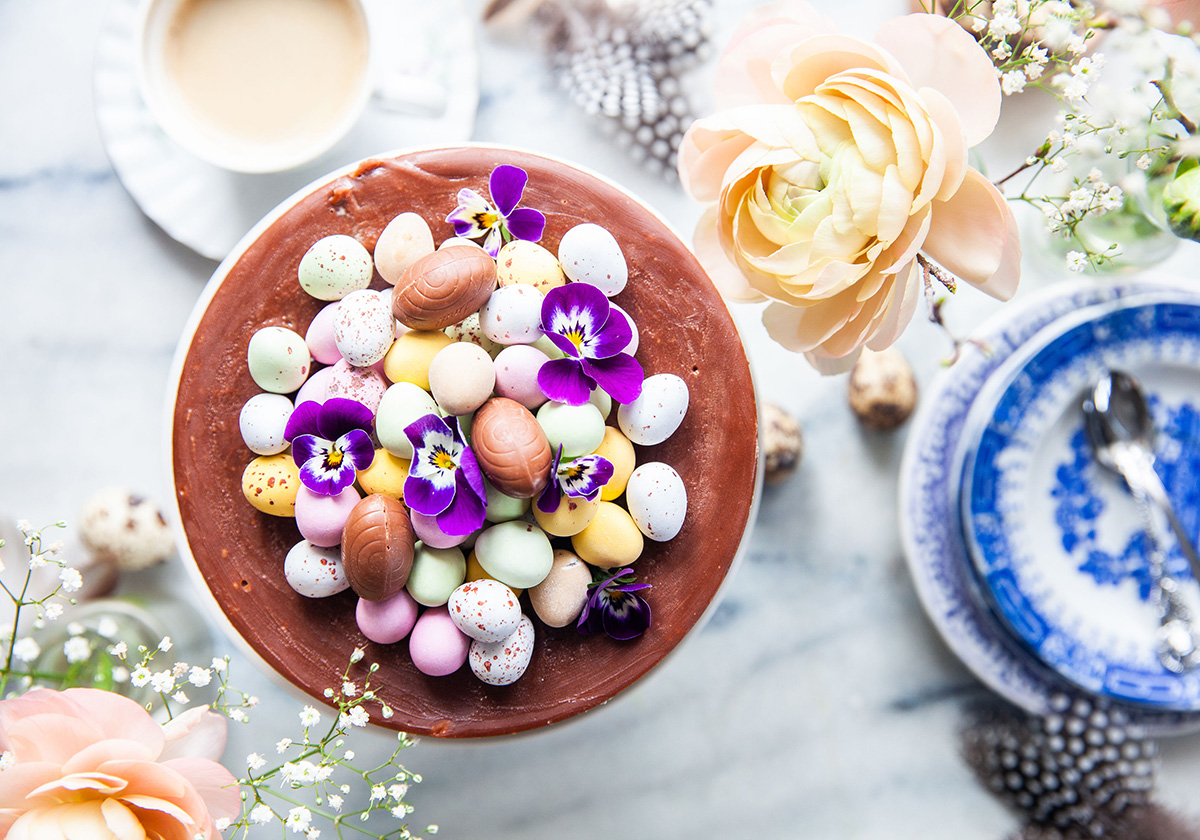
left=3, top=1, right=1200, bottom=838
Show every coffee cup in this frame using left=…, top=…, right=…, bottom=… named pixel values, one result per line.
left=135, top=0, right=446, bottom=174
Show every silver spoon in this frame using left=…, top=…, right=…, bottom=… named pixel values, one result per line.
left=1082, top=370, right=1200, bottom=673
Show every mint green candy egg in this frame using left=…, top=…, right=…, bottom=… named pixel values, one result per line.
left=247, top=327, right=311, bottom=393
left=484, top=478, right=530, bottom=523
left=537, top=401, right=606, bottom=458
left=406, top=543, right=466, bottom=607
left=298, top=234, right=373, bottom=301
left=474, top=521, right=553, bottom=589
left=376, top=383, right=440, bottom=459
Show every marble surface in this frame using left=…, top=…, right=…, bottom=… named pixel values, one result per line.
left=4, top=0, right=1200, bottom=837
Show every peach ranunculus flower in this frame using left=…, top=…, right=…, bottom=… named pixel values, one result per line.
left=679, top=1, right=1021, bottom=372
left=0, top=688, right=240, bottom=839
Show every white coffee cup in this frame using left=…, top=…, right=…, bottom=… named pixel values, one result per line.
left=136, top=0, right=446, bottom=174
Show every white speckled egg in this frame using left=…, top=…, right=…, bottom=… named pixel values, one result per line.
left=284, top=539, right=351, bottom=598
left=445, top=311, right=501, bottom=357
left=617, top=373, right=689, bottom=445
left=248, top=326, right=311, bottom=393
left=557, top=223, right=628, bottom=296
left=625, top=462, right=687, bottom=541
left=480, top=284, right=545, bottom=345
left=239, top=393, right=293, bottom=455
left=298, top=234, right=373, bottom=301
left=333, top=289, right=396, bottom=367
left=374, top=212, right=434, bottom=286
left=448, top=579, right=521, bottom=643
left=469, top=613, right=534, bottom=685
left=376, top=382, right=440, bottom=458
left=325, top=359, right=387, bottom=415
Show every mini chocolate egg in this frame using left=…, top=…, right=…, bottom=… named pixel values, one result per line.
left=483, top=478, right=529, bottom=523
left=392, top=247, right=497, bottom=330
left=493, top=344, right=549, bottom=410
left=294, top=485, right=361, bottom=547
left=305, top=302, right=343, bottom=365
left=445, top=311, right=502, bottom=356
left=571, top=501, right=644, bottom=568
left=382, top=330, right=454, bottom=391
left=480, top=284, right=545, bottom=345
left=374, top=212, right=435, bottom=286
left=376, top=382, right=441, bottom=458
left=325, top=359, right=387, bottom=415
left=474, top=520, right=553, bottom=589
left=241, top=453, right=300, bottom=516
left=285, top=539, right=351, bottom=598
left=469, top=613, right=534, bottom=685
left=625, top=462, right=687, bottom=541
left=533, top=494, right=599, bottom=537
left=333, top=290, right=396, bottom=367
left=428, top=342, right=495, bottom=416
left=406, top=543, right=466, bottom=607
left=411, top=510, right=471, bottom=549
left=239, top=393, right=293, bottom=455
left=557, top=223, right=628, bottom=296
left=448, top=579, right=521, bottom=643
left=295, top=365, right=334, bottom=406
left=298, top=234, right=374, bottom=301
left=409, top=606, right=470, bottom=677
left=594, top=426, right=636, bottom=501
left=357, top=449, right=410, bottom=500
left=471, top=398, right=552, bottom=498
left=248, top=326, right=311, bottom=393
left=617, top=373, right=689, bottom=445
left=341, top=494, right=415, bottom=601
left=528, top=549, right=592, bottom=628
left=495, top=240, right=566, bottom=293
left=357, top=589, right=419, bottom=644
left=537, top=401, right=605, bottom=458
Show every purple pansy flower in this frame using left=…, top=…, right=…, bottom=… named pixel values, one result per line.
left=536, top=445, right=614, bottom=514
left=536, top=282, right=643, bottom=406
left=284, top=398, right=376, bottom=496
left=445, top=165, right=546, bottom=257
left=577, top=567, right=651, bottom=641
left=403, top=414, right=487, bottom=537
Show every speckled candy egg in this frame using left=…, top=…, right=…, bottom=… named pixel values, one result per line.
left=294, top=485, right=361, bottom=547
left=374, top=212, right=435, bottom=286
left=409, top=606, right=470, bottom=677
left=325, top=359, right=387, bottom=415
left=376, top=382, right=441, bottom=459
left=239, top=393, right=293, bottom=455
left=333, top=290, right=396, bottom=367
left=445, top=312, right=501, bottom=356
left=625, top=461, right=687, bottom=542
left=557, top=223, right=628, bottom=296
left=469, top=613, right=534, bottom=686
left=241, top=454, right=300, bottom=516
left=428, top=342, right=495, bottom=416
left=448, top=579, right=522, bottom=643
left=298, top=234, right=374, bottom=301
left=480, top=284, right=545, bottom=345
left=284, top=540, right=350, bottom=598
left=495, top=240, right=566, bottom=293
left=474, top=520, right=553, bottom=589
left=617, top=373, right=689, bottom=445
left=247, top=327, right=311, bottom=393
left=492, top=344, right=549, bottom=411
left=78, top=488, right=176, bottom=571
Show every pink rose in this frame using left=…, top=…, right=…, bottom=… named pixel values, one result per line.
left=0, top=688, right=240, bottom=839
left=679, top=1, right=1020, bottom=371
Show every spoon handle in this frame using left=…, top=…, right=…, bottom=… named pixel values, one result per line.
left=1122, top=450, right=1200, bottom=584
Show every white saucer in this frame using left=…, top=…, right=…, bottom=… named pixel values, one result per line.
left=93, top=0, right=479, bottom=261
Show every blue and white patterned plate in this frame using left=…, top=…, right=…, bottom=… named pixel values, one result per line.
left=899, top=276, right=1200, bottom=733
left=960, top=297, right=1200, bottom=710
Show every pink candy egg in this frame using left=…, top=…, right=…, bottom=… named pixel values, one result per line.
left=493, top=344, right=550, bottom=410
left=411, top=510, right=471, bottom=549
left=356, top=590, right=419, bottom=644
left=294, top=485, right=362, bottom=547
left=326, top=359, right=387, bottom=414
left=295, top=365, right=335, bottom=406
left=409, top=605, right=470, bottom=677
left=306, top=303, right=343, bottom=365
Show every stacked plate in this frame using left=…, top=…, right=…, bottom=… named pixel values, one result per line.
left=900, top=277, right=1200, bottom=734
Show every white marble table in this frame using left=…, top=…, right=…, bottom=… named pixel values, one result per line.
left=4, top=1, right=1200, bottom=837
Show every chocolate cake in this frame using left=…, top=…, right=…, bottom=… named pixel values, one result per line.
left=169, top=146, right=759, bottom=738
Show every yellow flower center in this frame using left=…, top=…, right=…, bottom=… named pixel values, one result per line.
left=473, top=210, right=500, bottom=229
left=327, top=449, right=344, bottom=468
left=431, top=448, right=457, bottom=471
left=565, top=329, right=584, bottom=351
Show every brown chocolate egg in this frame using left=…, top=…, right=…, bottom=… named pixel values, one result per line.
left=341, top=494, right=415, bottom=601
left=471, top=397, right=552, bottom=498
left=392, top=247, right=496, bottom=330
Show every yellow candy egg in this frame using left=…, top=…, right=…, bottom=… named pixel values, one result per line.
left=382, top=329, right=453, bottom=391
left=533, top=495, right=599, bottom=537
left=466, top=550, right=523, bottom=598
left=242, top=453, right=300, bottom=516
left=571, top=501, right=643, bottom=568
left=495, top=240, right=566, bottom=293
left=595, top=426, right=636, bottom=501
left=357, top=449, right=411, bottom=500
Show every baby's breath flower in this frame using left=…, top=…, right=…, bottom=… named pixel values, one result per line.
left=342, top=681, right=358, bottom=697
left=58, top=567, right=82, bottom=592
left=1137, top=153, right=1153, bottom=171
left=286, top=806, right=313, bottom=833
left=158, top=636, right=173, bottom=652
left=112, top=666, right=129, bottom=683
left=150, top=671, right=175, bottom=694
left=323, top=688, right=335, bottom=698
left=299, top=706, right=322, bottom=728
left=247, top=753, right=266, bottom=771
left=172, top=690, right=189, bottom=704
left=246, top=695, right=259, bottom=707
left=63, top=636, right=91, bottom=664
left=109, top=640, right=127, bottom=657
left=381, top=705, right=394, bottom=719
left=210, top=656, right=227, bottom=672
left=188, top=666, right=212, bottom=687
left=350, top=647, right=365, bottom=664
left=389, top=783, right=409, bottom=800
left=391, top=804, right=411, bottom=819
left=327, top=794, right=344, bottom=812
left=130, top=666, right=152, bottom=687
left=306, top=829, right=321, bottom=840
left=0, top=751, right=15, bottom=771
left=16, top=520, right=33, bottom=535
left=12, top=638, right=40, bottom=663
left=1067, top=250, right=1089, bottom=272
left=371, top=785, right=387, bottom=802
left=1001, top=70, right=1027, bottom=96
left=229, top=709, right=247, bottom=722
left=28, top=553, right=48, bottom=570
left=250, top=803, right=275, bottom=824
left=343, top=750, right=355, bottom=761
left=341, top=706, right=369, bottom=728
left=276, top=738, right=293, bottom=754
left=214, top=818, right=231, bottom=832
